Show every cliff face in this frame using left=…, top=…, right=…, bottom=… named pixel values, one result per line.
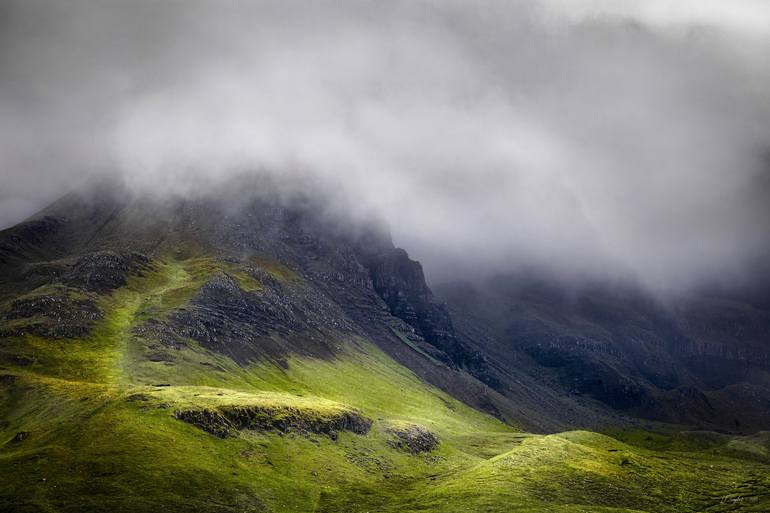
left=365, top=249, right=461, bottom=360
left=363, top=248, right=498, bottom=388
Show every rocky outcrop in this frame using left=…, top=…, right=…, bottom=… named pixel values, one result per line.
left=1, top=293, right=102, bottom=339
left=386, top=424, right=439, bottom=454
left=367, top=249, right=451, bottom=345
left=175, top=404, right=372, bottom=439
left=151, top=270, right=356, bottom=364
left=162, top=272, right=293, bottom=364
left=64, top=251, right=151, bottom=293
left=363, top=248, right=499, bottom=389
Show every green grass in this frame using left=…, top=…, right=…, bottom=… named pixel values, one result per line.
left=412, top=430, right=770, bottom=512
left=2, top=256, right=770, bottom=512
left=388, top=326, right=443, bottom=365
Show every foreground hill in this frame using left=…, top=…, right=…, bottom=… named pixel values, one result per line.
left=1, top=180, right=770, bottom=512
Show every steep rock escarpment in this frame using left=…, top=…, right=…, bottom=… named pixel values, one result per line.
left=362, top=248, right=500, bottom=389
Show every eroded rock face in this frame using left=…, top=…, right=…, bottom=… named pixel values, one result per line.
left=368, top=249, right=449, bottom=345
left=364, top=248, right=499, bottom=389
left=175, top=404, right=372, bottom=439
left=168, top=272, right=286, bottom=362
left=1, top=294, right=102, bottom=338
left=64, top=251, right=151, bottom=293
left=386, top=424, right=439, bottom=454
left=1, top=250, right=151, bottom=339
left=152, top=270, right=355, bottom=364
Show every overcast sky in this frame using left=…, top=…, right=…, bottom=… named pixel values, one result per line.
left=1, top=0, right=769, bottom=291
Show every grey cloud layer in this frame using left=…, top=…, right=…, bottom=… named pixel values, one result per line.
left=1, top=0, right=769, bottom=291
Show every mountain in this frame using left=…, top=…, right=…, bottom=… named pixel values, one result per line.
left=1, top=180, right=770, bottom=512
left=435, top=274, right=770, bottom=433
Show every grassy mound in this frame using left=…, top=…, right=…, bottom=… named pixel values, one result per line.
left=167, top=388, right=372, bottom=438
left=412, top=430, right=770, bottom=512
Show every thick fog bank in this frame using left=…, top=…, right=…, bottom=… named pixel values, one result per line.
left=1, top=0, right=769, bottom=293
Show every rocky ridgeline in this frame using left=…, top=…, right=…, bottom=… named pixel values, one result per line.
left=3, top=190, right=500, bottom=391
left=270, top=216, right=501, bottom=388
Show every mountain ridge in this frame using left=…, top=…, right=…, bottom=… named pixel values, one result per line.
left=2, top=180, right=770, bottom=512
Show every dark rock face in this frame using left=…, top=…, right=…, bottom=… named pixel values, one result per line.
left=559, top=360, right=648, bottom=410
left=363, top=248, right=500, bottom=389
left=175, top=409, right=233, bottom=438
left=386, top=424, right=439, bottom=453
left=156, top=270, right=355, bottom=364
left=175, top=404, right=372, bottom=439
left=522, top=339, right=649, bottom=409
left=1, top=294, right=102, bottom=339
left=64, top=251, right=151, bottom=293
left=167, top=272, right=291, bottom=363
left=436, top=276, right=770, bottom=431
left=5, top=294, right=101, bottom=321
left=0, top=250, right=150, bottom=339
left=368, top=249, right=453, bottom=351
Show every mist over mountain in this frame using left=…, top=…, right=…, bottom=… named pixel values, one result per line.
left=2, top=0, right=769, bottom=293
left=3, top=3, right=770, bottom=512
left=2, top=172, right=770, bottom=511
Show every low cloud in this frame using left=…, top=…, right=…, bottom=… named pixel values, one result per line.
left=1, top=0, right=769, bottom=292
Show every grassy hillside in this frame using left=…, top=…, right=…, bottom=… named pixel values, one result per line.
left=2, top=255, right=770, bottom=512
